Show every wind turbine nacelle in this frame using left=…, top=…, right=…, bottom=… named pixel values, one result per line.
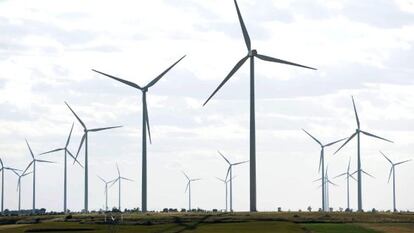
left=249, top=49, right=257, bottom=57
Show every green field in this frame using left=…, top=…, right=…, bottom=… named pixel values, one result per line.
left=1, top=212, right=414, bottom=232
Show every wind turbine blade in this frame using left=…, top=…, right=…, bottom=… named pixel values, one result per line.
left=75, top=133, right=86, bottom=161
left=40, top=148, right=64, bottom=155
left=255, top=54, right=316, bottom=70
left=97, top=175, right=106, bottom=183
left=3, top=167, right=22, bottom=172
left=233, top=160, right=248, bottom=166
left=218, top=151, right=231, bottom=165
left=92, top=69, right=142, bottom=90
left=89, top=126, right=122, bottom=132
left=387, top=167, right=393, bottom=183
left=216, top=177, right=225, bottom=183
left=191, top=178, right=201, bottom=182
left=395, top=159, right=411, bottom=166
left=109, top=178, right=119, bottom=189
left=324, top=137, right=348, bottom=147
left=0, top=158, right=3, bottom=167
left=66, top=122, right=75, bottom=148
left=360, top=130, right=393, bottom=143
left=347, top=157, right=351, bottom=173
left=380, top=151, right=393, bottom=165
left=233, top=0, right=251, bottom=51
left=328, top=180, right=338, bottom=186
left=116, top=163, right=120, bottom=177
left=203, top=56, right=249, bottom=106
left=333, top=173, right=347, bottom=179
left=225, top=166, right=231, bottom=181
left=302, top=129, right=322, bottom=146
left=349, top=173, right=357, bottom=182
left=182, top=171, right=190, bottom=180
left=144, top=99, right=152, bottom=144
left=67, top=150, right=84, bottom=168
left=11, top=169, right=20, bottom=177
left=25, top=139, right=35, bottom=159
left=318, top=150, right=323, bottom=173
left=334, top=132, right=357, bottom=155
left=22, top=161, right=34, bottom=175
left=64, top=102, right=86, bottom=129
left=22, top=171, right=32, bottom=177
left=313, top=177, right=322, bottom=182
left=185, top=182, right=189, bottom=193
left=35, top=159, right=55, bottom=164
left=351, top=96, right=360, bottom=128
left=145, top=55, right=186, bottom=89
left=121, top=177, right=134, bottom=182
left=362, top=170, right=375, bottom=178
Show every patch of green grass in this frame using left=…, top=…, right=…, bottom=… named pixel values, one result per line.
left=302, top=223, right=381, bottom=233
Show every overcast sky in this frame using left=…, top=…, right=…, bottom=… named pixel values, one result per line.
left=1, top=0, right=414, bottom=212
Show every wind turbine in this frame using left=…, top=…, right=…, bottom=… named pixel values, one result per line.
left=333, top=157, right=357, bottom=211
left=92, top=55, right=185, bottom=212
left=218, top=151, right=247, bottom=212
left=65, top=102, right=121, bottom=212
left=334, top=96, right=393, bottom=211
left=110, top=163, right=133, bottom=211
left=97, top=175, right=116, bottom=212
left=203, top=0, right=316, bottom=212
left=315, top=166, right=337, bottom=211
left=183, top=172, right=200, bottom=211
left=11, top=170, right=32, bottom=212
left=216, top=176, right=235, bottom=212
left=380, top=151, right=411, bottom=212
left=0, top=158, right=20, bottom=212
left=22, top=140, right=55, bottom=213
left=40, top=123, right=83, bottom=213
left=302, top=129, right=346, bottom=211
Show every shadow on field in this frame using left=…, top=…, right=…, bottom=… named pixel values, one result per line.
left=155, top=214, right=212, bottom=233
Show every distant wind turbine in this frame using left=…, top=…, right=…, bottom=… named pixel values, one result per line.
left=315, top=166, right=337, bottom=210
left=333, top=157, right=357, bottom=210
left=216, top=176, right=235, bottom=212
left=380, top=151, right=411, bottom=212
left=334, top=96, right=393, bottom=211
left=302, top=129, right=346, bottom=211
left=218, top=151, right=247, bottom=212
left=203, top=0, right=316, bottom=212
left=40, top=123, right=83, bottom=213
left=0, top=158, right=20, bottom=212
left=22, top=140, right=55, bottom=213
left=92, top=55, right=185, bottom=212
left=11, top=170, right=31, bottom=212
left=183, top=171, right=200, bottom=211
left=65, top=102, right=121, bottom=212
left=110, top=163, right=133, bottom=211
left=97, top=175, right=116, bottom=212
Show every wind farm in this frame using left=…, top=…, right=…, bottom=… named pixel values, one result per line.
left=0, top=0, right=414, bottom=232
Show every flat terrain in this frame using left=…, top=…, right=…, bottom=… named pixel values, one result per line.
left=0, top=212, right=413, bottom=232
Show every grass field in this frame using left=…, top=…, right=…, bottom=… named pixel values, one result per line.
left=0, top=212, right=413, bottom=232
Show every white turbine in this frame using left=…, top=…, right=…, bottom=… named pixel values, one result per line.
left=0, top=158, right=20, bottom=212
left=183, top=171, right=200, bottom=211
left=22, top=140, right=55, bottom=213
left=380, top=151, right=411, bottom=212
left=110, top=163, right=133, bottom=211
left=40, top=123, right=83, bottom=213
left=97, top=175, right=116, bottom=212
left=218, top=151, right=248, bottom=212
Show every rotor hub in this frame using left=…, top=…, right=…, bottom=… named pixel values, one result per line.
left=249, top=49, right=257, bottom=57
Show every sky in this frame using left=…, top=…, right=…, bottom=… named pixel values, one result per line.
left=0, top=0, right=414, bottom=212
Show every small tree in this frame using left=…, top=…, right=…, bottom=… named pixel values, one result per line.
left=307, top=206, right=312, bottom=212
